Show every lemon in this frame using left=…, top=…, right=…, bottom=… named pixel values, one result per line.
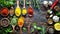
left=54, top=23, right=60, bottom=31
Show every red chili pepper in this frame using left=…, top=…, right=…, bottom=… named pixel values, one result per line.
left=51, top=0, right=58, bottom=9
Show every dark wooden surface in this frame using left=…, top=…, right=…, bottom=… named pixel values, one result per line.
left=0, top=0, right=60, bottom=34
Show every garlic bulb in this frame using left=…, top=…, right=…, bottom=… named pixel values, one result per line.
left=49, top=1, right=53, bottom=5
left=43, top=1, right=48, bottom=7
left=53, top=16, right=59, bottom=22
left=43, top=1, right=48, bottom=5
left=50, top=14, right=53, bottom=18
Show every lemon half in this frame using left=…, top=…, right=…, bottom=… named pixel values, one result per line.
left=54, top=23, right=60, bottom=31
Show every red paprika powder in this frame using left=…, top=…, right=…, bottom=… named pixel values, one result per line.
left=28, top=7, right=33, bottom=18
left=1, top=7, right=9, bottom=16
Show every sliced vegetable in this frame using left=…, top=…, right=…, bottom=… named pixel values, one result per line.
left=54, top=23, right=60, bottom=31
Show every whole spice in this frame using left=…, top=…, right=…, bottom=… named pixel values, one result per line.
left=9, top=6, right=14, bottom=16
left=54, top=6, right=60, bottom=11
left=46, top=14, right=50, bottom=19
left=48, top=19, right=53, bottom=24
left=1, top=7, right=9, bottom=16
left=1, top=18, right=9, bottom=27
left=47, top=26, right=54, bottom=34
left=47, top=9, right=53, bottom=14
left=15, top=25, right=20, bottom=32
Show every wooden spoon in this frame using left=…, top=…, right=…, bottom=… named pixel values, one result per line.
left=10, top=16, right=18, bottom=34
left=27, top=20, right=32, bottom=34
left=12, top=25, right=15, bottom=34
left=15, top=0, right=21, bottom=17
left=1, top=18, right=9, bottom=27
left=9, top=6, right=14, bottom=16
left=28, top=0, right=33, bottom=18
left=25, top=18, right=32, bottom=34
left=18, top=17, right=24, bottom=34
left=22, top=0, right=27, bottom=16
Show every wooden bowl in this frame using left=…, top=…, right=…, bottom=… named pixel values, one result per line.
left=47, top=26, right=54, bottom=34
left=1, top=18, right=10, bottom=27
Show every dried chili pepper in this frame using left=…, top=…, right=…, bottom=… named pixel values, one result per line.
left=51, top=0, right=58, bottom=9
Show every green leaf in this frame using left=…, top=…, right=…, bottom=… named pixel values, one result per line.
left=33, top=22, right=37, bottom=26
left=37, top=27, right=42, bottom=30
left=34, top=25, right=37, bottom=29
left=56, top=12, right=60, bottom=17
left=26, top=1, right=29, bottom=4
left=23, top=27, right=27, bottom=32
left=41, top=26, right=46, bottom=34
left=31, top=28, right=34, bottom=33
left=9, top=1, right=14, bottom=5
